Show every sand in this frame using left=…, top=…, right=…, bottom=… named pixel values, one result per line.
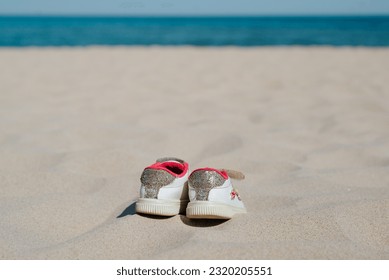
left=0, top=47, right=388, bottom=259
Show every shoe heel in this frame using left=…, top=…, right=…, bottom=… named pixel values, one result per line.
left=186, top=201, right=238, bottom=219
left=136, top=198, right=187, bottom=216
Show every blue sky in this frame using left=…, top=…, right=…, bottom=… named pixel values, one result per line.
left=1, top=0, right=389, bottom=15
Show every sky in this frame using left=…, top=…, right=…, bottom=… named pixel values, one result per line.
left=1, top=0, right=389, bottom=16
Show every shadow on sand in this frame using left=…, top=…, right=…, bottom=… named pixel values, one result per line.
left=179, top=215, right=227, bottom=227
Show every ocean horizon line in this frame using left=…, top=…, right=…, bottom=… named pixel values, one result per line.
left=1, top=14, right=389, bottom=18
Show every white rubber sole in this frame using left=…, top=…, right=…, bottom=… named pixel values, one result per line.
left=136, top=198, right=188, bottom=216
left=186, top=201, right=246, bottom=219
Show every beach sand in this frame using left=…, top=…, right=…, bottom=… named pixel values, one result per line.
left=0, top=47, right=388, bottom=259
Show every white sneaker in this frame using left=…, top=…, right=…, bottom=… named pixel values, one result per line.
left=186, top=168, right=246, bottom=219
left=136, top=157, right=189, bottom=216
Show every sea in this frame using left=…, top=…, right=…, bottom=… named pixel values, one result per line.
left=0, top=16, right=389, bottom=47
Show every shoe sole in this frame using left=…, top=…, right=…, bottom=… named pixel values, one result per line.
left=136, top=198, right=188, bottom=216
left=186, top=201, right=246, bottom=219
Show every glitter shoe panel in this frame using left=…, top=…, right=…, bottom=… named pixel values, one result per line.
left=189, top=170, right=226, bottom=201
left=140, top=169, right=175, bottom=199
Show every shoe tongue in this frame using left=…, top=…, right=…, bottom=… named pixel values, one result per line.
left=220, top=169, right=245, bottom=180
left=156, top=157, right=185, bottom=164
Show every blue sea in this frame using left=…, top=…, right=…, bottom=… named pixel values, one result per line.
left=0, top=16, right=389, bottom=47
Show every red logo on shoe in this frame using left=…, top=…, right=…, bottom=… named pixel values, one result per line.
left=230, top=189, right=241, bottom=200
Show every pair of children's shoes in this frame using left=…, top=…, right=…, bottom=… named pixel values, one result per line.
left=136, top=157, right=246, bottom=219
